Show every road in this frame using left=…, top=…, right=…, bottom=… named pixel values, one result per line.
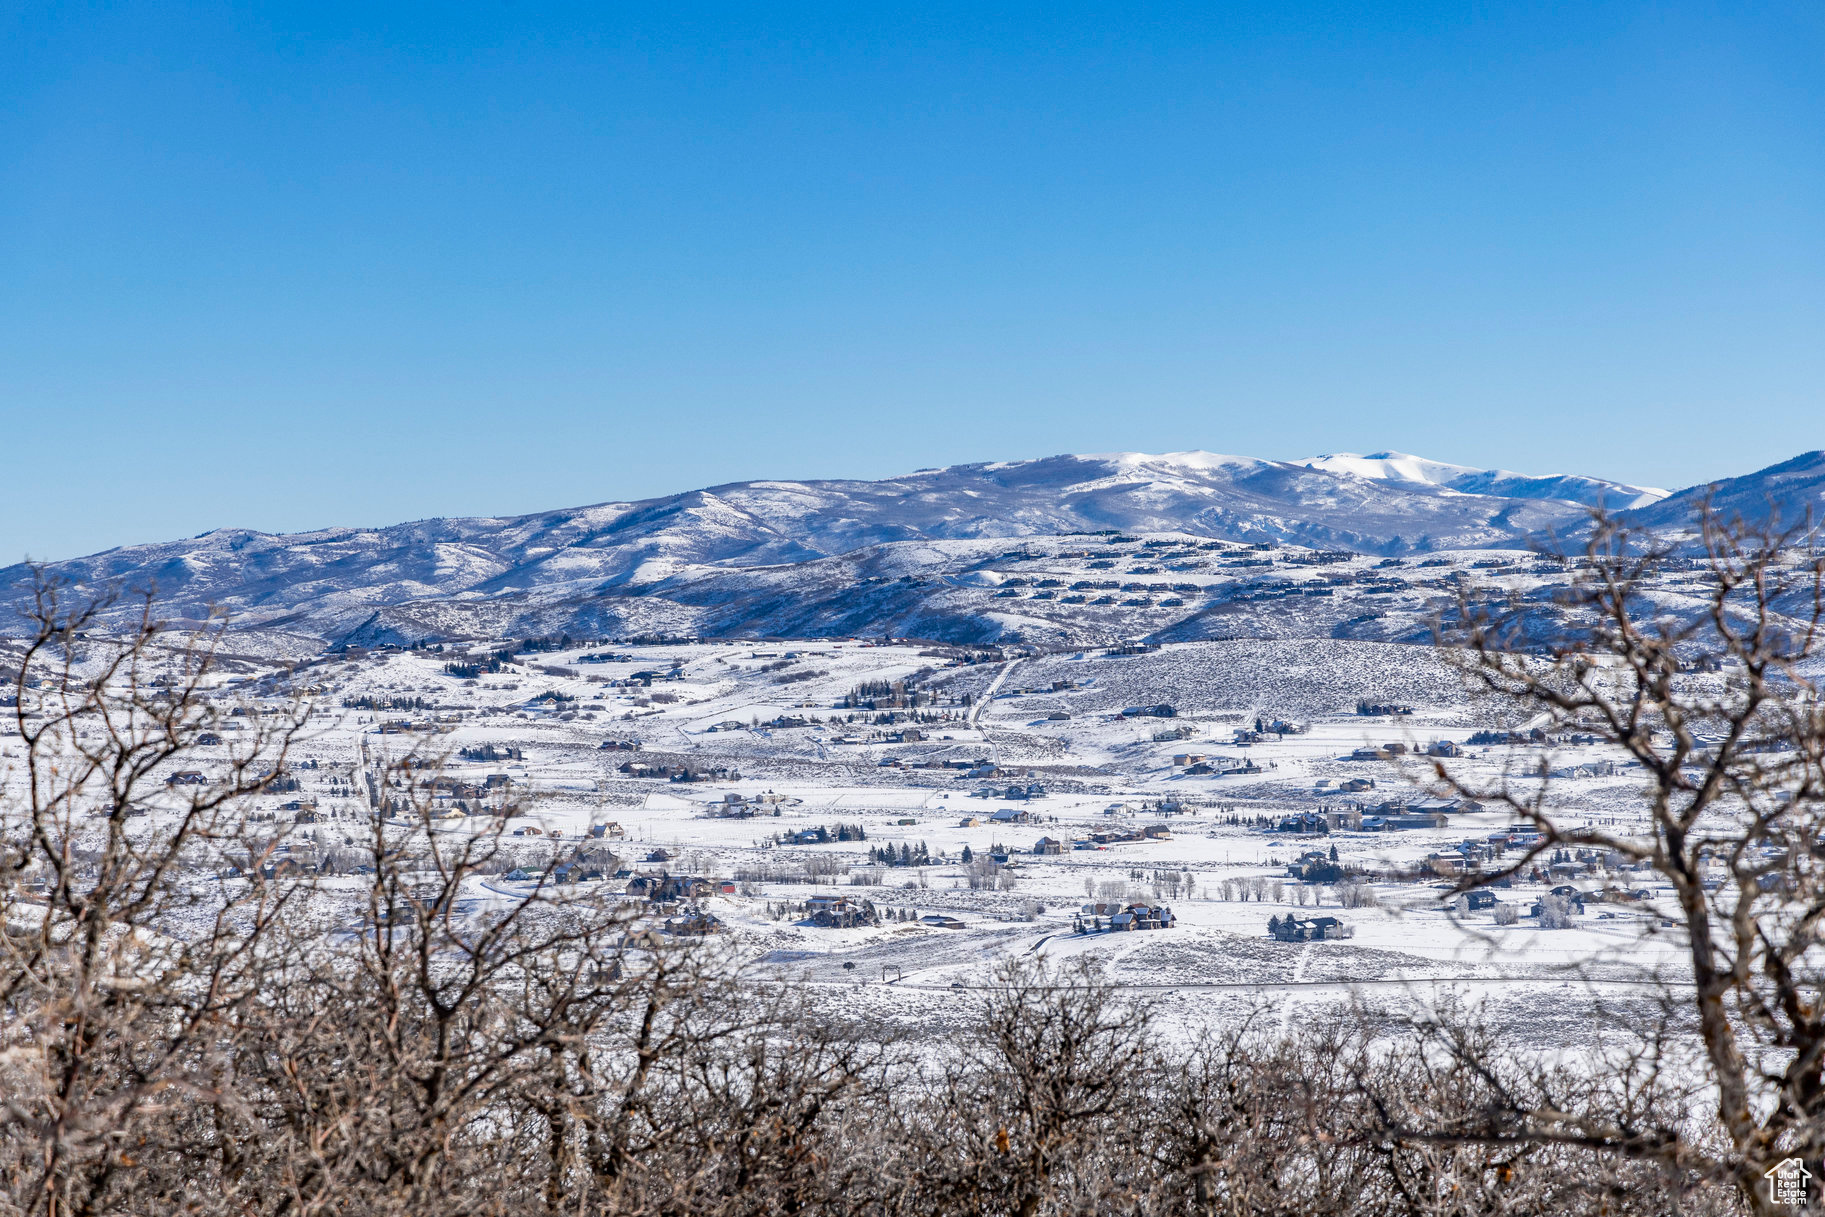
left=969, top=657, right=1023, bottom=728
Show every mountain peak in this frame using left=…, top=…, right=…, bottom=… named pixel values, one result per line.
left=1079, top=450, right=1264, bottom=473
left=1296, top=451, right=1483, bottom=486
left=1295, top=451, right=1666, bottom=509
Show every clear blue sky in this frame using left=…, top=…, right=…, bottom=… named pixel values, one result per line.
left=3, top=2, right=1820, bottom=562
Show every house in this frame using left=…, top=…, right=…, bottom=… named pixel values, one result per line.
left=804, top=894, right=876, bottom=928
left=1528, top=886, right=1588, bottom=918
left=1032, top=836, right=1065, bottom=856
left=165, top=770, right=207, bottom=786
left=1076, top=902, right=1175, bottom=932
left=1121, top=703, right=1177, bottom=719
left=646, top=848, right=673, bottom=863
left=662, top=911, right=724, bottom=936
left=1141, top=824, right=1172, bottom=840
left=1362, top=802, right=1452, bottom=829
left=670, top=765, right=741, bottom=783
left=1550, top=760, right=1621, bottom=779
left=549, top=862, right=606, bottom=885
left=1323, top=807, right=1362, bottom=832
left=589, top=821, right=626, bottom=839
left=628, top=874, right=713, bottom=901
left=1287, top=851, right=1344, bottom=883
left=919, top=914, right=966, bottom=929
left=989, top=808, right=1032, bottom=825
left=1269, top=915, right=1353, bottom=942
left=957, top=816, right=982, bottom=827
left=260, top=858, right=309, bottom=880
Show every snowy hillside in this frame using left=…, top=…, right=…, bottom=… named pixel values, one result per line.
left=2, top=448, right=1813, bottom=649
left=1626, top=449, right=1825, bottom=533
left=1297, top=451, right=1667, bottom=509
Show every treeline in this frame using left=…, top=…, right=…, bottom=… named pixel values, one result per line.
left=458, top=743, right=522, bottom=762
left=444, top=649, right=513, bottom=679
left=787, top=823, right=868, bottom=844
left=342, top=694, right=434, bottom=710
left=868, top=841, right=933, bottom=867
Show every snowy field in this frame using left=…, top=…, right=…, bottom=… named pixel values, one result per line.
left=3, top=632, right=1702, bottom=1047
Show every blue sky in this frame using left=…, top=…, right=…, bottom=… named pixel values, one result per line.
left=3, top=2, right=1820, bottom=561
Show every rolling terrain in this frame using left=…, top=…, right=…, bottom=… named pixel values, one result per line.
left=6, top=448, right=1817, bottom=651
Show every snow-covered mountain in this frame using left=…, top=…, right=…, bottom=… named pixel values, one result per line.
left=1628, top=449, right=1825, bottom=533
left=1, top=449, right=1808, bottom=649
left=1296, top=451, right=1667, bottom=509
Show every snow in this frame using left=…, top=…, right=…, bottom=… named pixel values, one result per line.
left=1297, top=451, right=1484, bottom=487
left=6, top=628, right=1718, bottom=1048
left=3, top=448, right=1707, bottom=647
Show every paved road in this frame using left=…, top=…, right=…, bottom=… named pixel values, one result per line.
left=969, top=658, right=1023, bottom=728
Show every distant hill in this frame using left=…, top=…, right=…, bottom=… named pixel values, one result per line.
left=1625, top=450, right=1825, bottom=534
left=2, top=448, right=1811, bottom=650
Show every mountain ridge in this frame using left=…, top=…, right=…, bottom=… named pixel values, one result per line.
left=8, top=448, right=1818, bottom=650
